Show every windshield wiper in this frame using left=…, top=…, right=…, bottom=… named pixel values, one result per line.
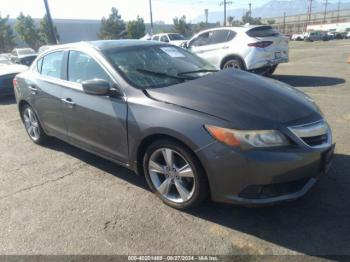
left=136, top=69, right=195, bottom=81
left=177, top=69, right=218, bottom=76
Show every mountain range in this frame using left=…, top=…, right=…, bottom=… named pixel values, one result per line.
left=192, top=0, right=350, bottom=23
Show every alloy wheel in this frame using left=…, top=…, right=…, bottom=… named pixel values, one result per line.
left=148, top=148, right=196, bottom=203
left=23, top=107, right=40, bottom=141
left=224, top=60, right=241, bottom=69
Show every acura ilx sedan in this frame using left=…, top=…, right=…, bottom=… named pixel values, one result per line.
left=14, top=40, right=334, bottom=209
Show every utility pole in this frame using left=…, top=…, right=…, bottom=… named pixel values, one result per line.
left=283, top=12, right=286, bottom=34
left=306, top=0, right=313, bottom=32
left=337, top=0, right=341, bottom=22
left=204, top=9, right=209, bottom=24
left=219, top=0, right=232, bottom=26
left=43, top=0, right=58, bottom=45
left=248, top=3, right=252, bottom=17
left=149, top=0, right=154, bottom=35
left=323, top=0, right=328, bottom=24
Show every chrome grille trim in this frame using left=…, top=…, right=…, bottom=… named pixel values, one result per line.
left=288, top=120, right=332, bottom=148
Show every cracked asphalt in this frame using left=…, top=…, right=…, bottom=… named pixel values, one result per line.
left=0, top=40, right=349, bottom=258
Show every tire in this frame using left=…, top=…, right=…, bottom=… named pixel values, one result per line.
left=21, top=104, right=49, bottom=145
left=222, top=58, right=244, bottom=70
left=264, top=65, right=278, bottom=77
left=143, top=139, right=209, bottom=210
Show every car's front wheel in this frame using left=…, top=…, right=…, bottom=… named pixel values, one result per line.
left=143, top=139, right=209, bottom=210
left=222, top=58, right=244, bottom=70
left=22, top=104, right=48, bottom=145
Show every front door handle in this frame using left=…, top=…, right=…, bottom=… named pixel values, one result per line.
left=28, top=85, right=38, bottom=94
left=61, top=98, right=76, bottom=106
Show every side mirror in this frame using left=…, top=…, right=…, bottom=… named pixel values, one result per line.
left=82, top=79, right=111, bottom=96
left=180, top=41, right=188, bottom=49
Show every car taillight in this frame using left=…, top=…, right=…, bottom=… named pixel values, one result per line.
left=13, top=78, right=17, bottom=88
left=248, top=41, right=273, bottom=48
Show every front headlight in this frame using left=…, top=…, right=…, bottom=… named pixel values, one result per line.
left=205, top=125, right=290, bottom=150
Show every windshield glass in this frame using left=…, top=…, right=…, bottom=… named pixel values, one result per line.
left=18, top=48, right=36, bottom=56
left=103, top=45, right=216, bottom=89
left=247, top=26, right=280, bottom=37
left=168, top=34, right=185, bottom=41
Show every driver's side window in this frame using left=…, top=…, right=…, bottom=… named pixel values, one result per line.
left=189, top=32, right=211, bottom=47
left=68, top=51, right=110, bottom=84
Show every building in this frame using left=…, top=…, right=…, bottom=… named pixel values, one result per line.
left=262, top=8, right=350, bottom=34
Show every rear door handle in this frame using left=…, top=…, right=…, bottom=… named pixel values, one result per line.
left=61, top=98, right=76, bottom=106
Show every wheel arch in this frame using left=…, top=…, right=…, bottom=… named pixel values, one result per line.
left=220, top=54, right=247, bottom=70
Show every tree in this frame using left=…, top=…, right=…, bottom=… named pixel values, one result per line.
left=242, top=11, right=262, bottom=25
left=15, top=12, right=41, bottom=50
left=173, top=16, right=192, bottom=38
left=99, top=8, right=126, bottom=39
left=39, top=14, right=60, bottom=45
left=127, top=16, right=145, bottom=39
left=0, top=14, right=16, bottom=53
left=267, top=19, right=276, bottom=25
left=193, top=22, right=210, bottom=33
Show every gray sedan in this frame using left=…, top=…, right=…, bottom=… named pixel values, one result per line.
left=14, top=40, right=334, bottom=209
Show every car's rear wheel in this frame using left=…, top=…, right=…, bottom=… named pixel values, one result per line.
left=222, top=58, right=244, bottom=70
left=22, top=104, right=48, bottom=145
left=264, top=65, right=278, bottom=77
left=143, top=139, right=209, bottom=210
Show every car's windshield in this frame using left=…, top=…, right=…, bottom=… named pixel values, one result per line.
left=17, top=48, right=36, bottom=56
left=103, top=45, right=216, bottom=89
left=168, top=34, right=185, bottom=41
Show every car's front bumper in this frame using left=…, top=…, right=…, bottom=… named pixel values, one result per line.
left=196, top=141, right=334, bottom=206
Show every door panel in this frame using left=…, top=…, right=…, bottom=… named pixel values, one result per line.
left=62, top=86, right=128, bottom=162
left=30, top=51, right=66, bottom=138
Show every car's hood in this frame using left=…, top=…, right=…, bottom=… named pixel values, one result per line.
left=145, top=69, right=322, bottom=129
left=0, top=64, right=28, bottom=76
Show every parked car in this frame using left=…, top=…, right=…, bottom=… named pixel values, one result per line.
left=304, top=31, right=329, bottom=41
left=291, top=33, right=305, bottom=41
left=347, top=31, right=350, bottom=39
left=10, top=48, right=38, bottom=66
left=14, top=40, right=334, bottom=209
left=151, top=33, right=186, bottom=46
left=0, top=63, right=28, bottom=97
left=182, top=26, right=289, bottom=76
left=0, top=54, right=12, bottom=65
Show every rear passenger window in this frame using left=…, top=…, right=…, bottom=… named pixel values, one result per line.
left=68, top=51, right=110, bottom=83
left=41, top=51, right=64, bottom=79
left=210, top=30, right=233, bottom=44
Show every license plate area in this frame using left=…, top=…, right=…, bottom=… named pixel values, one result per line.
left=321, top=144, right=335, bottom=173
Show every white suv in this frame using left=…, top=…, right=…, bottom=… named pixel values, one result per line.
left=151, top=33, right=186, bottom=46
left=184, top=26, right=289, bottom=75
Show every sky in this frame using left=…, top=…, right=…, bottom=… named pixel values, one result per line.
left=0, top=0, right=343, bottom=23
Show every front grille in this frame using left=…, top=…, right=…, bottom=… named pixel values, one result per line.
left=288, top=120, right=331, bottom=148
left=239, top=178, right=310, bottom=199
left=302, top=134, right=328, bottom=147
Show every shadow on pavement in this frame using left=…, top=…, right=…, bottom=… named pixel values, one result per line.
left=272, top=75, right=345, bottom=88
left=43, top=138, right=350, bottom=257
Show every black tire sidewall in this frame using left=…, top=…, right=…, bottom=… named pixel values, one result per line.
left=143, top=139, right=208, bottom=210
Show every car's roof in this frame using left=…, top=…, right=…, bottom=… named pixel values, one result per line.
left=197, top=25, right=271, bottom=34
left=42, top=40, right=165, bottom=54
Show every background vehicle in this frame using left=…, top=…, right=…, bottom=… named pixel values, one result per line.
left=14, top=40, right=333, bottom=209
left=304, top=31, right=329, bottom=41
left=291, top=33, right=305, bottom=41
left=10, top=48, right=38, bottom=66
left=151, top=33, right=186, bottom=46
left=347, top=31, right=350, bottom=39
left=0, top=63, right=27, bottom=97
left=183, top=25, right=289, bottom=76
left=0, top=54, right=12, bottom=65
